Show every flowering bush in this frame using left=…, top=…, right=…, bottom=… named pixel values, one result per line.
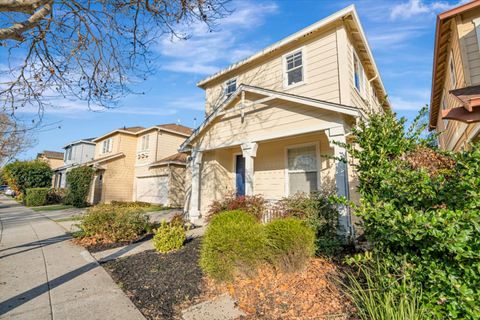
left=206, top=194, right=266, bottom=221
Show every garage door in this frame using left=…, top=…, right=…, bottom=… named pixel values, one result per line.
left=136, top=176, right=169, bottom=204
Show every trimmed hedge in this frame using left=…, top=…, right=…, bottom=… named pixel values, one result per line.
left=200, top=210, right=267, bottom=281
left=66, top=166, right=94, bottom=207
left=25, top=188, right=49, bottom=207
left=153, top=221, right=186, bottom=253
left=3, top=160, right=52, bottom=196
left=265, top=218, right=315, bottom=272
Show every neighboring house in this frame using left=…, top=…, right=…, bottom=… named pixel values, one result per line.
left=430, top=1, right=480, bottom=150
left=36, top=151, right=64, bottom=170
left=134, top=124, right=193, bottom=207
left=87, top=126, right=145, bottom=204
left=52, top=138, right=96, bottom=188
left=179, top=5, right=389, bottom=238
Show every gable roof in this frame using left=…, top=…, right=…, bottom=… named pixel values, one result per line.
left=429, top=0, right=480, bottom=129
left=180, top=84, right=364, bottom=150
left=150, top=152, right=188, bottom=167
left=63, top=138, right=96, bottom=148
left=93, top=126, right=145, bottom=142
left=156, top=124, right=193, bottom=136
left=38, top=150, right=64, bottom=160
left=196, top=5, right=388, bottom=107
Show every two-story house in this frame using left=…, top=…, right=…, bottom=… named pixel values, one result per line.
left=429, top=0, right=480, bottom=150
left=179, top=5, right=390, bottom=237
left=134, top=124, right=192, bottom=207
left=87, top=126, right=144, bottom=204
left=37, top=151, right=64, bottom=170
left=52, top=138, right=96, bottom=188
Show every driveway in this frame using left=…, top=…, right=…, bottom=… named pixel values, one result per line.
left=0, top=197, right=145, bottom=320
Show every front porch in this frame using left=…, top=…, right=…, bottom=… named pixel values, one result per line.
left=187, top=129, right=353, bottom=235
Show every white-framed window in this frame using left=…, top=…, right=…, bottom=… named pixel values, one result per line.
left=140, top=134, right=150, bottom=151
left=449, top=53, right=456, bottom=89
left=284, top=49, right=304, bottom=87
left=353, top=51, right=365, bottom=96
left=224, top=78, right=237, bottom=98
left=67, top=148, right=72, bottom=161
left=286, top=144, right=319, bottom=195
left=102, top=138, right=113, bottom=154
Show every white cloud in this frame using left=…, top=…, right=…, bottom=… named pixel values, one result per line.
left=157, top=0, right=278, bottom=75
left=390, top=89, right=431, bottom=111
left=368, top=25, right=426, bottom=48
left=390, top=0, right=467, bottom=20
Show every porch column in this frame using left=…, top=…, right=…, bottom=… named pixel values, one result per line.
left=189, top=150, right=203, bottom=222
left=241, top=142, right=258, bottom=196
left=327, top=127, right=352, bottom=239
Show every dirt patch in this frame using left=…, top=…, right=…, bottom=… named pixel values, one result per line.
left=74, top=234, right=153, bottom=253
left=104, top=238, right=203, bottom=320
left=206, top=258, right=354, bottom=319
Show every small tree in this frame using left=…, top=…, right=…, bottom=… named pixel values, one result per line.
left=3, top=160, right=52, bottom=196
left=66, top=166, right=94, bottom=208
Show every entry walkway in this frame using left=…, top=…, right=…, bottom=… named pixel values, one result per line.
left=0, top=197, right=145, bottom=320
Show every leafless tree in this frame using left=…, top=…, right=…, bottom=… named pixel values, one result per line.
left=0, top=0, right=230, bottom=119
left=0, top=113, right=34, bottom=164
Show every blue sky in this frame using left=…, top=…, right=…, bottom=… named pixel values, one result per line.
left=15, top=0, right=468, bottom=159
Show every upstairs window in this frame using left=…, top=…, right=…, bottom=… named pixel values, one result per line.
left=102, top=138, right=113, bottom=154
left=141, top=134, right=150, bottom=151
left=354, top=52, right=365, bottom=96
left=224, top=78, right=237, bottom=98
left=67, top=148, right=72, bottom=161
left=285, top=50, right=304, bottom=87
left=449, top=53, right=456, bottom=89
left=441, top=92, right=449, bottom=129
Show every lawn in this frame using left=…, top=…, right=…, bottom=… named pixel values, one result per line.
left=31, top=204, right=74, bottom=212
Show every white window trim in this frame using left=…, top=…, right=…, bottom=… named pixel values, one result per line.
left=284, top=142, right=321, bottom=197
left=449, top=52, right=457, bottom=89
left=353, top=50, right=366, bottom=98
left=441, top=91, right=449, bottom=130
left=232, top=152, right=243, bottom=194
left=473, top=18, right=480, bottom=53
left=283, top=47, right=307, bottom=89
left=102, top=138, right=113, bottom=154
left=224, top=77, right=238, bottom=98
left=140, top=134, right=150, bottom=152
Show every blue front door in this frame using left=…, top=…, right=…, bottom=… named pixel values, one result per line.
left=235, top=155, right=245, bottom=197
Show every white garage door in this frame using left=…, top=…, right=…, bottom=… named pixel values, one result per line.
left=136, top=176, right=169, bottom=204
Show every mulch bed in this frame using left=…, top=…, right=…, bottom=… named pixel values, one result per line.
left=103, top=238, right=204, bottom=320
left=206, top=258, right=355, bottom=320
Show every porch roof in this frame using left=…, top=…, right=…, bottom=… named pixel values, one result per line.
left=179, top=84, right=363, bottom=151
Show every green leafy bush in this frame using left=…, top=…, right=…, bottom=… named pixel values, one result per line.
left=110, top=201, right=152, bottom=208
left=25, top=188, right=50, bottom=207
left=207, top=194, right=266, bottom=221
left=264, top=218, right=315, bottom=272
left=343, top=108, right=480, bottom=319
left=3, top=160, right=52, bottom=196
left=153, top=221, right=186, bottom=253
left=66, top=166, right=94, bottom=208
left=200, top=210, right=267, bottom=282
left=80, top=204, right=150, bottom=242
left=275, top=191, right=342, bottom=255
left=47, top=188, right=67, bottom=204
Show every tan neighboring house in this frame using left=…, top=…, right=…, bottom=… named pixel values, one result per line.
left=180, top=5, right=390, bottom=237
left=134, top=124, right=192, bottom=207
left=430, top=0, right=480, bottom=150
left=36, top=151, right=64, bottom=169
left=88, top=126, right=145, bottom=204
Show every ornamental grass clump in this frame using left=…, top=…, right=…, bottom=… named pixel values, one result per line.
left=200, top=210, right=267, bottom=282
left=153, top=221, right=186, bottom=253
left=264, top=218, right=315, bottom=272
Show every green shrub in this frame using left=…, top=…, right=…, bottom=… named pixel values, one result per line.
left=275, top=191, right=342, bottom=255
left=66, top=166, right=94, bottom=208
left=344, top=260, right=428, bottom=320
left=153, top=221, right=186, bottom=253
left=80, top=204, right=150, bottom=242
left=3, top=160, right=52, bottom=196
left=200, top=210, right=267, bottom=282
left=207, top=194, right=266, bottom=221
left=343, top=108, right=480, bottom=319
left=47, top=188, right=67, bottom=204
left=25, top=188, right=50, bottom=207
left=110, top=201, right=151, bottom=208
left=264, top=218, right=315, bottom=272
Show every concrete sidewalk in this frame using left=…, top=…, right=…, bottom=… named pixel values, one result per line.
left=0, top=197, right=145, bottom=320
